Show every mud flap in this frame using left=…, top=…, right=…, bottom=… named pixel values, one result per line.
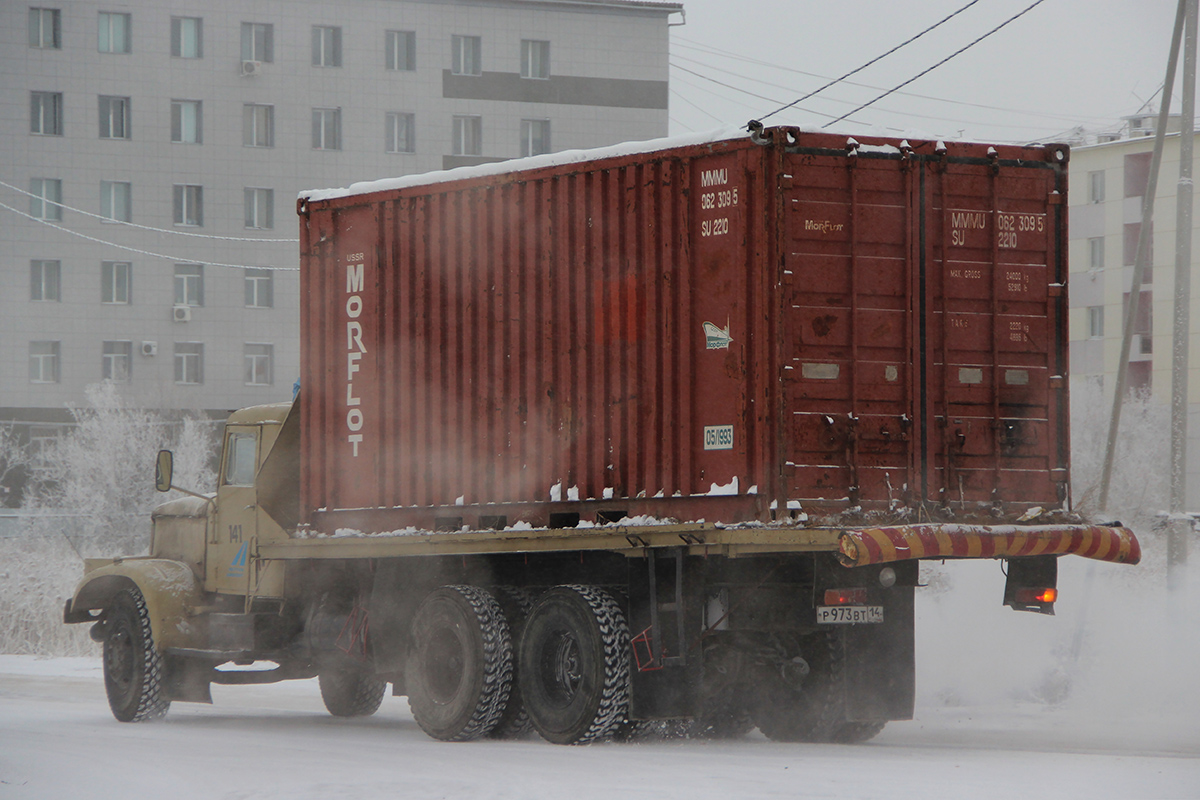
left=164, top=656, right=214, bottom=704
left=841, top=586, right=915, bottom=722
left=815, top=555, right=916, bottom=722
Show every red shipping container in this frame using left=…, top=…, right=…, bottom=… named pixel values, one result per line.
left=297, top=127, right=1070, bottom=533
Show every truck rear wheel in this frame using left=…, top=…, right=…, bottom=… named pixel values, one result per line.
left=750, top=630, right=888, bottom=744
left=318, top=666, right=387, bottom=718
left=407, top=585, right=513, bottom=741
left=828, top=719, right=887, bottom=743
left=518, top=585, right=630, bottom=745
left=751, top=630, right=842, bottom=743
left=487, top=586, right=534, bottom=739
left=102, top=588, right=170, bottom=722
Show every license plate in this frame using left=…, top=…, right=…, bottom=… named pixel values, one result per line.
left=817, top=605, right=884, bottom=625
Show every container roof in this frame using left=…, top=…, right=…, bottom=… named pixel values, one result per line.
left=301, top=126, right=747, bottom=203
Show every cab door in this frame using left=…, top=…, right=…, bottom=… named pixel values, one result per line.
left=209, top=426, right=259, bottom=595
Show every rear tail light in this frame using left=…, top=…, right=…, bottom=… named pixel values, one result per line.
left=1003, top=555, right=1058, bottom=615
left=824, top=588, right=868, bottom=606
left=1015, top=587, right=1057, bottom=605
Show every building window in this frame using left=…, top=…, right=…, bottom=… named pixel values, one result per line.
left=171, top=16, right=202, bottom=58
left=241, top=22, right=273, bottom=62
left=245, top=268, right=273, bottom=308
left=386, top=112, right=415, bottom=154
left=244, top=188, right=274, bottom=229
left=30, top=178, right=63, bottom=221
left=100, top=181, right=131, bottom=222
left=31, top=91, right=62, bottom=136
left=31, top=260, right=61, bottom=301
left=1088, top=236, right=1104, bottom=271
left=98, top=95, right=131, bottom=139
left=1088, top=170, right=1105, bottom=204
left=451, top=35, right=481, bottom=76
left=102, top=261, right=131, bottom=304
left=312, top=25, right=342, bottom=67
left=29, top=8, right=61, bottom=48
left=30, top=341, right=61, bottom=383
left=175, top=343, right=204, bottom=384
left=102, top=341, right=132, bottom=383
left=312, top=108, right=341, bottom=150
left=245, top=344, right=274, bottom=385
left=521, top=119, right=550, bottom=157
left=171, top=100, right=202, bottom=144
left=386, top=30, right=416, bottom=70
left=1087, top=306, right=1104, bottom=339
left=521, top=40, right=549, bottom=79
left=243, top=104, right=273, bottom=147
left=173, top=185, right=202, bottom=227
left=98, top=12, right=131, bottom=54
left=174, top=264, right=203, bottom=306
left=452, top=115, right=482, bottom=156
left=1124, top=152, right=1152, bottom=199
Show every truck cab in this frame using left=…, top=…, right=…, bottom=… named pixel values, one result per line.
left=152, top=403, right=292, bottom=599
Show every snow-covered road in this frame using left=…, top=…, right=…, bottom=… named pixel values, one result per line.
left=1, top=655, right=1196, bottom=800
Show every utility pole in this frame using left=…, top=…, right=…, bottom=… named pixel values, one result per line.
left=1099, top=0, right=1187, bottom=511
left=1169, top=0, right=1198, bottom=592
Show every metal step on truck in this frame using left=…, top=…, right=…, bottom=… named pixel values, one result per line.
left=65, top=126, right=1140, bottom=745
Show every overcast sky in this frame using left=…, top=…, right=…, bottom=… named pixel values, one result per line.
left=667, top=0, right=1181, bottom=144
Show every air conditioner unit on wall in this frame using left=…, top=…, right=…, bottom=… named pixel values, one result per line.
left=241, top=60, right=262, bottom=77
left=140, top=341, right=158, bottom=357
left=172, top=305, right=191, bottom=323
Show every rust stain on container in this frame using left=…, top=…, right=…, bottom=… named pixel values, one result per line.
left=298, top=128, right=1070, bottom=532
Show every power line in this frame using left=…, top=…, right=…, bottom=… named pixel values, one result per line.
left=672, top=37, right=1111, bottom=128
left=0, top=179, right=298, bottom=243
left=0, top=200, right=298, bottom=271
left=758, top=0, right=985, bottom=123
left=671, top=63, right=788, bottom=109
left=669, top=88, right=727, bottom=126
left=671, top=57, right=1089, bottom=134
left=824, top=0, right=1051, bottom=128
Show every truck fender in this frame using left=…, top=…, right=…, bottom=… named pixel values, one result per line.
left=64, top=559, right=205, bottom=651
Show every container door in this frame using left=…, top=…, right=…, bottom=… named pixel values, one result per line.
left=781, top=142, right=1067, bottom=511
left=782, top=150, right=916, bottom=506
left=926, top=153, right=1067, bottom=507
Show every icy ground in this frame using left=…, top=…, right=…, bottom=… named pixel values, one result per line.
left=1, top=559, right=1197, bottom=799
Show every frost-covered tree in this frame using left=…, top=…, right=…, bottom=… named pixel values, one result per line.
left=1069, top=379, right=1169, bottom=527
left=23, top=382, right=219, bottom=556
left=2, top=384, right=220, bottom=653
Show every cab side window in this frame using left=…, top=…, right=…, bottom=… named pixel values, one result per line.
left=224, top=432, right=257, bottom=486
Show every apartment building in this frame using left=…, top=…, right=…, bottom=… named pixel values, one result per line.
left=1, top=0, right=680, bottom=473
left=1068, top=115, right=1200, bottom=502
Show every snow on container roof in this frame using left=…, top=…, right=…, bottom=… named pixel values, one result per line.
left=510, top=0, right=683, bottom=9
left=298, top=126, right=750, bottom=204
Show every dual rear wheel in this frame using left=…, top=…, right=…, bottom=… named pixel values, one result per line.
left=406, top=584, right=630, bottom=744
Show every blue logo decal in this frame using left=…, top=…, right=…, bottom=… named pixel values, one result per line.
left=228, top=542, right=248, bottom=579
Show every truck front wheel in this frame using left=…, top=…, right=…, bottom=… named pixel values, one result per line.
left=407, top=585, right=513, bottom=741
left=518, top=585, right=630, bottom=745
left=102, top=588, right=170, bottom=722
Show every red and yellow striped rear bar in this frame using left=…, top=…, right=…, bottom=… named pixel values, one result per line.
left=836, top=524, right=1140, bottom=567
